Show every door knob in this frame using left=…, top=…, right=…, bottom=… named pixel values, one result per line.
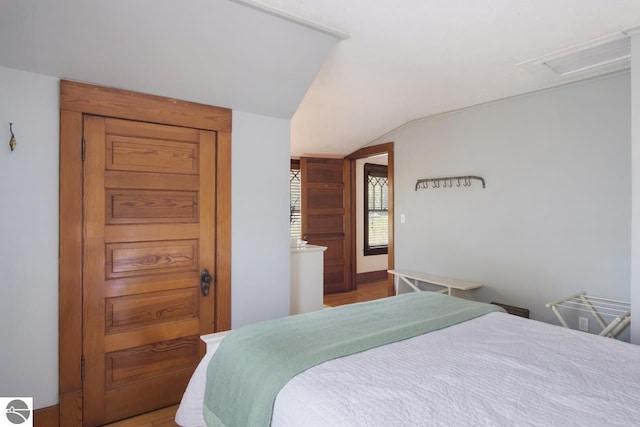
left=201, top=269, right=213, bottom=296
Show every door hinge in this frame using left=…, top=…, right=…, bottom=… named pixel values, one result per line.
left=81, top=356, right=85, bottom=380
left=81, top=138, right=86, bottom=161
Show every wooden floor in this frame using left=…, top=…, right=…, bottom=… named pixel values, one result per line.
left=323, top=280, right=390, bottom=307
left=103, top=281, right=389, bottom=426
left=103, top=404, right=179, bottom=427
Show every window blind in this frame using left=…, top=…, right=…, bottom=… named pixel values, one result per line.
left=290, top=168, right=301, bottom=239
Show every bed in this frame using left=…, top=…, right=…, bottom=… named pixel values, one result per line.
left=176, top=292, right=640, bottom=427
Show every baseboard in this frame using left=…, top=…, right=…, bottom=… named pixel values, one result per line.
left=34, top=404, right=59, bottom=427
left=356, top=270, right=387, bottom=285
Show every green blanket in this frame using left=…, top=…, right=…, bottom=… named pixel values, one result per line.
left=203, top=292, right=503, bottom=427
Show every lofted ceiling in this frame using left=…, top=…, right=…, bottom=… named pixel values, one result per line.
left=1, top=1, right=640, bottom=158
left=276, top=0, right=640, bottom=157
left=0, top=0, right=338, bottom=120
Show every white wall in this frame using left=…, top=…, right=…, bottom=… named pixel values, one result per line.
left=0, top=67, right=293, bottom=409
left=0, top=66, right=59, bottom=408
left=373, top=72, right=631, bottom=331
left=231, top=111, right=291, bottom=328
left=355, top=156, right=388, bottom=274
left=631, top=32, right=640, bottom=345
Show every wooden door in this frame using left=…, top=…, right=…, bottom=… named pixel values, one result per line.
left=301, top=158, right=352, bottom=294
left=82, top=116, right=216, bottom=425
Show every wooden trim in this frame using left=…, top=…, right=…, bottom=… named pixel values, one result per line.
left=82, top=116, right=107, bottom=425
left=59, top=390, right=82, bottom=427
left=34, top=404, right=60, bottom=427
left=345, top=142, right=394, bottom=160
left=59, top=81, right=232, bottom=426
left=198, top=129, right=217, bottom=342
left=215, top=130, right=232, bottom=331
left=343, top=159, right=353, bottom=292
left=59, top=109, right=83, bottom=426
left=346, top=142, right=395, bottom=296
left=348, top=160, right=358, bottom=289
left=388, top=146, right=395, bottom=296
left=356, top=270, right=388, bottom=285
left=60, top=81, right=231, bottom=132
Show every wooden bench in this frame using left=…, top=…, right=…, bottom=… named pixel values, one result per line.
left=388, top=269, right=483, bottom=299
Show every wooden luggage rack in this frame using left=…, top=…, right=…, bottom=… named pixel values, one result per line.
left=546, top=292, right=631, bottom=339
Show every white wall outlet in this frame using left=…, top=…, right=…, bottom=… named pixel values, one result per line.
left=400, top=214, right=406, bottom=224
left=578, top=316, right=589, bottom=332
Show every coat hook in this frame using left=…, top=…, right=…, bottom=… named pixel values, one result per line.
left=9, top=123, right=16, bottom=151
left=415, top=175, right=486, bottom=191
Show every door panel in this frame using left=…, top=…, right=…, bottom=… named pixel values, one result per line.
left=306, top=187, right=343, bottom=209
left=83, top=116, right=216, bottom=425
left=105, top=138, right=199, bottom=175
left=106, top=189, right=199, bottom=224
left=301, top=158, right=352, bottom=294
left=105, top=288, right=199, bottom=333
left=105, top=336, right=199, bottom=388
left=105, top=239, right=199, bottom=278
left=306, top=160, right=344, bottom=183
left=307, top=215, right=343, bottom=232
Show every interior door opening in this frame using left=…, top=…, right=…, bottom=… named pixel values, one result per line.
left=355, top=154, right=389, bottom=288
left=346, top=142, right=394, bottom=297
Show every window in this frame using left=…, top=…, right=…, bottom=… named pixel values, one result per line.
left=290, top=160, right=301, bottom=239
left=364, top=163, right=388, bottom=255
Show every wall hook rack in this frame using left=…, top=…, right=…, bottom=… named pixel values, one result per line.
left=8, top=123, right=16, bottom=151
left=415, top=175, right=485, bottom=191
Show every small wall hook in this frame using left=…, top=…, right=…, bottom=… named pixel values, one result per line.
left=9, top=123, right=16, bottom=151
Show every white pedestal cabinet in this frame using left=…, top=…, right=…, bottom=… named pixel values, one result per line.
left=290, top=245, right=327, bottom=315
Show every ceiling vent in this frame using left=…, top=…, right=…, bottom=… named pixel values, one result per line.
left=518, top=32, right=634, bottom=78
left=543, top=36, right=630, bottom=76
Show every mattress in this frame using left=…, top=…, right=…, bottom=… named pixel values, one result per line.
left=177, top=311, right=640, bottom=427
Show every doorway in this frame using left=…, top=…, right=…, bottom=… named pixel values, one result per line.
left=292, top=143, right=394, bottom=296
left=346, top=143, right=395, bottom=297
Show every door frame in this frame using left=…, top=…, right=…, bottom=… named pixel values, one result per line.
left=59, top=81, right=232, bottom=426
left=345, top=142, right=395, bottom=296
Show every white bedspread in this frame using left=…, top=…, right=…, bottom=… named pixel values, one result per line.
left=177, top=312, right=640, bottom=427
